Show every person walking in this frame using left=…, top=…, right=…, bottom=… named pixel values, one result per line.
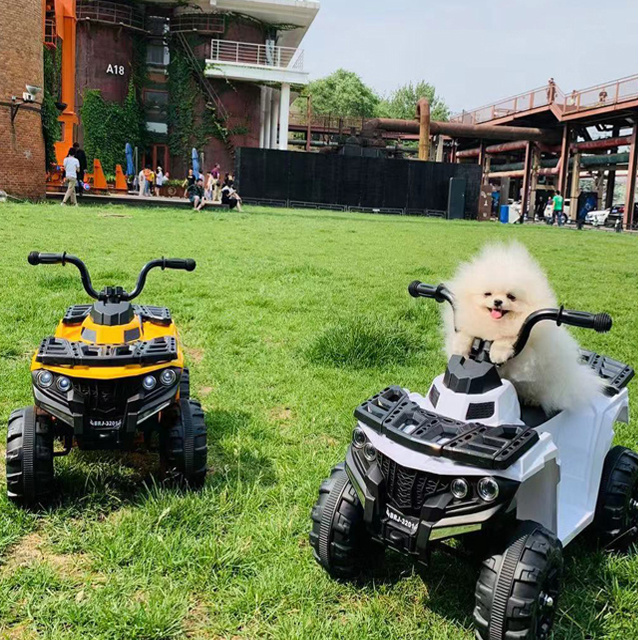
left=552, top=190, right=564, bottom=226
left=211, top=163, right=221, bottom=202
left=71, top=142, right=87, bottom=198
left=61, top=148, right=80, bottom=206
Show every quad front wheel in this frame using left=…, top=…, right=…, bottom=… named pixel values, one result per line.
left=474, top=520, right=563, bottom=640
left=5, top=407, right=54, bottom=507
left=161, top=398, right=208, bottom=487
left=309, top=462, right=382, bottom=579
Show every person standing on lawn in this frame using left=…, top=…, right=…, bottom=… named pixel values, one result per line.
left=552, top=190, right=564, bottom=226
left=61, top=148, right=80, bottom=206
left=182, top=168, right=196, bottom=197
left=71, top=142, right=87, bottom=198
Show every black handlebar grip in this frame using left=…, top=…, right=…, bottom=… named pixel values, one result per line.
left=559, top=309, right=613, bottom=333
left=163, top=258, right=196, bottom=271
left=408, top=280, right=437, bottom=298
left=28, top=252, right=66, bottom=265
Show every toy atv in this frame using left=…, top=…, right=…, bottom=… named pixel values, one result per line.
left=311, top=281, right=637, bottom=640
left=6, top=252, right=207, bottom=506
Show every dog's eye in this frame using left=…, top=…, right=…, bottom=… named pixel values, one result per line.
left=507, top=293, right=516, bottom=301
left=484, top=292, right=491, bottom=297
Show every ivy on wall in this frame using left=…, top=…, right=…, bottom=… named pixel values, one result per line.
left=167, top=44, right=228, bottom=163
left=42, top=46, right=62, bottom=167
left=80, top=81, right=146, bottom=173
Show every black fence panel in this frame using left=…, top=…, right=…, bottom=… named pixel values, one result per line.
left=236, top=148, right=481, bottom=217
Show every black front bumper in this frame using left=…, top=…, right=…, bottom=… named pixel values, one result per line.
left=345, top=445, right=515, bottom=563
left=32, top=370, right=180, bottom=447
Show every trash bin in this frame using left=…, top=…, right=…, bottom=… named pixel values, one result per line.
left=500, top=204, right=510, bottom=224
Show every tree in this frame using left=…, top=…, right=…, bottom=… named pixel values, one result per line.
left=302, top=69, right=380, bottom=118
left=377, top=81, right=449, bottom=122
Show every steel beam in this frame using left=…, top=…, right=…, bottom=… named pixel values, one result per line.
left=557, top=125, right=570, bottom=195
left=623, top=123, right=637, bottom=229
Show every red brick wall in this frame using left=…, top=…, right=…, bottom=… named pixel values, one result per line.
left=0, top=0, right=46, bottom=198
left=76, top=22, right=134, bottom=109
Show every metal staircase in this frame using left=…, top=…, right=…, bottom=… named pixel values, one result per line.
left=174, top=33, right=236, bottom=161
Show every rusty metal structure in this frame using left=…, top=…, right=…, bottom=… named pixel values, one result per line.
left=290, top=74, right=638, bottom=228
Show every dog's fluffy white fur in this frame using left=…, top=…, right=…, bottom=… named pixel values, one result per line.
left=443, top=242, right=603, bottom=413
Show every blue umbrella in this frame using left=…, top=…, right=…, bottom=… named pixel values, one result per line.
left=125, top=143, right=134, bottom=176
left=191, top=147, right=200, bottom=178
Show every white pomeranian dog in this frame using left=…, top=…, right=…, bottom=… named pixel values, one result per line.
left=443, top=242, right=603, bottom=413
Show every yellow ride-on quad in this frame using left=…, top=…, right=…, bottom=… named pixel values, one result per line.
left=6, top=252, right=207, bottom=506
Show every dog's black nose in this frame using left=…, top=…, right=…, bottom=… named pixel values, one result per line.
left=494, top=299, right=503, bottom=307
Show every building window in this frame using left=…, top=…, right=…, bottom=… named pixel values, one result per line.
left=146, top=43, right=169, bottom=67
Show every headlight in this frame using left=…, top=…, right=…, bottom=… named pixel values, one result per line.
left=37, top=370, right=54, bottom=388
left=363, top=442, right=377, bottom=462
left=160, top=369, right=177, bottom=386
left=477, top=477, right=500, bottom=502
left=352, top=427, right=367, bottom=449
left=56, top=376, right=71, bottom=393
left=451, top=478, right=469, bottom=500
left=142, top=375, right=157, bottom=391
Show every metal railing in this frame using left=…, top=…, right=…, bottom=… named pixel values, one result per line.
left=210, top=39, right=304, bottom=71
left=44, top=18, right=57, bottom=46
left=289, top=112, right=366, bottom=132
left=562, top=75, right=638, bottom=112
left=451, top=75, right=638, bottom=124
left=76, top=0, right=146, bottom=32
left=170, top=13, right=225, bottom=35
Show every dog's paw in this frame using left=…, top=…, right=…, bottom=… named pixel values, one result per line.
left=490, top=342, right=514, bottom=365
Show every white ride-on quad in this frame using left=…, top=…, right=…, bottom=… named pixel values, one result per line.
left=310, top=281, right=637, bottom=640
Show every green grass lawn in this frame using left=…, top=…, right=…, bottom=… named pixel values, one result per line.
left=0, top=202, right=636, bottom=640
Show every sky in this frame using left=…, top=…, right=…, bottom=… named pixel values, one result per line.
left=301, top=0, right=638, bottom=114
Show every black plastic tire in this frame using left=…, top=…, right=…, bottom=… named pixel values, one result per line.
left=180, top=367, right=190, bottom=399
left=5, top=407, right=54, bottom=507
left=161, top=398, right=207, bottom=487
left=309, top=462, right=381, bottom=579
left=593, top=446, right=638, bottom=550
left=474, top=520, right=563, bottom=640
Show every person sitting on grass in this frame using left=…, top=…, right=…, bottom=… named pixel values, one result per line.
left=220, top=179, right=242, bottom=211
left=186, top=178, right=206, bottom=211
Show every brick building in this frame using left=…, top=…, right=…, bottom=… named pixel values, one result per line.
left=0, top=0, right=47, bottom=198
left=43, top=0, right=319, bottom=183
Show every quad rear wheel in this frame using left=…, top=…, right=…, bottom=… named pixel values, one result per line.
left=309, top=462, right=382, bottom=579
left=161, top=398, right=207, bottom=487
left=5, top=407, right=54, bottom=507
left=593, top=446, right=638, bottom=550
left=474, top=520, right=563, bottom=640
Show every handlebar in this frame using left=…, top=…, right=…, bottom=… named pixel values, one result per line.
left=408, top=280, right=455, bottom=306
left=409, top=280, right=613, bottom=362
left=29, top=251, right=101, bottom=299
left=124, top=258, right=196, bottom=300
left=28, top=252, right=196, bottom=301
left=512, top=307, right=612, bottom=357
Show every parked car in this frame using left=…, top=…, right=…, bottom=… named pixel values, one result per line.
left=585, top=208, right=611, bottom=227
left=585, top=204, right=625, bottom=228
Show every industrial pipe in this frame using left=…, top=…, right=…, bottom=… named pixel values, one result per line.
left=571, top=136, right=631, bottom=152
left=364, top=117, right=558, bottom=142
left=417, top=98, right=431, bottom=160
left=457, top=140, right=532, bottom=158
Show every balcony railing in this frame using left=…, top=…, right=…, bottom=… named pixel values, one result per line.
left=171, top=13, right=225, bottom=35
left=451, top=75, right=638, bottom=124
left=76, top=0, right=146, bottom=32
left=210, top=39, right=304, bottom=71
